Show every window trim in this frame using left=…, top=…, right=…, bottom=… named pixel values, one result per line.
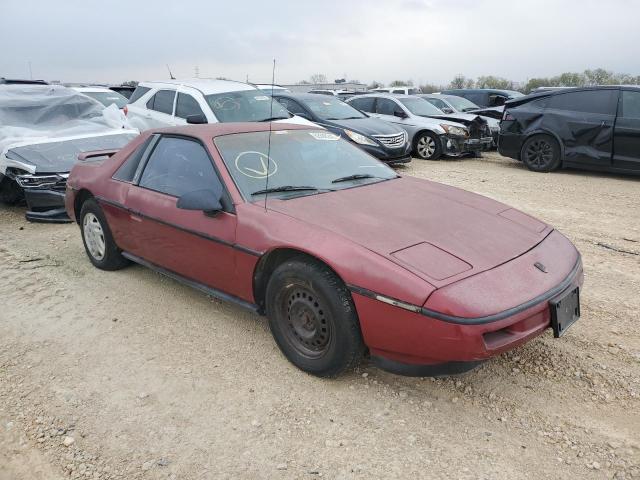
left=175, top=92, right=206, bottom=120
left=111, top=136, right=157, bottom=184
left=147, top=89, right=177, bottom=116
left=134, top=134, right=235, bottom=214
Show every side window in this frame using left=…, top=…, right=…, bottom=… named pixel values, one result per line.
left=376, top=98, right=399, bottom=115
left=464, top=93, right=484, bottom=105
left=621, top=91, right=640, bottom=119
left=129, top=86, right=151, bottom=104
left=350, top=97, right=375, bottom=112
left=490, top=95, right=508, bottom=107
left=392, top=89, right=405, bottom=94
left=146, top=90, right=176, bottom=115
left=175, top=93, right=205, bottom=119
left=113, top=137, right=152, bottom=182
left=277, top=98, right=307, bottom=116
left=139, top=137, right=219, bottom=197
left=547, top=90, right=618, bottom=115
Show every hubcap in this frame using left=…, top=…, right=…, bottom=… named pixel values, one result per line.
left=83, top=213, right=106, bottom=261
left=284, top=287, right=330, bottom=358
left=525, top=139, right=553, bottom=167
left=417, top=136, right=436, bottom=158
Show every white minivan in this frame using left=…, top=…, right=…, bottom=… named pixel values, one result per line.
left=125, top=79, right=315, bottom=130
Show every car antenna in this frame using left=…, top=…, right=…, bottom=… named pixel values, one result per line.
left=166, top=64, right=176, bottom=80
left=264, top=59, right=276, bottom=212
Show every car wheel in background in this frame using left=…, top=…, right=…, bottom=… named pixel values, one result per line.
left=79, top=198, right=130, bottom=271
left=521, top=134, right=561, bottom=172
left=0, top=177, right=24, bottom=205
left=414, top=132, right=442, bottom=160
left=266, top=258, right=365, bottom=377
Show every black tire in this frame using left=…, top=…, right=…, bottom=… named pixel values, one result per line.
left=521, top=134, right=561, bottom=172
left=265, top=258, right=365, bottom=377
left=0, top=176, right=25, bottom=205
left=414, top=131, right=442, bottom=160
left=79, top=198, right=129, bottom=271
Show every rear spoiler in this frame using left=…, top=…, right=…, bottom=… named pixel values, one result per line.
left=77, top=149, right=120, bottom=161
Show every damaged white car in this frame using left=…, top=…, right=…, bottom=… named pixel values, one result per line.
left=0, top=85, right=138, bottom=222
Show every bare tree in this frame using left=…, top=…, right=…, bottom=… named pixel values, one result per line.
left=449, top=75, right=471, bottom=89
left=389, top=80, right=413, bottom=87
left=309, top=74, right=327, bottom=84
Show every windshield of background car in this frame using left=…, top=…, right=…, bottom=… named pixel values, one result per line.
left=84, top=92, right=128, bottom=109
left=445, top=95, right=479, bottom=112
left=304, top=97, right=366, bottom=120
left=205, top=90, right=291, bottom=122
left=214, top=130, right=397, bottom=200
left=398, top=97, right=443, bottom=116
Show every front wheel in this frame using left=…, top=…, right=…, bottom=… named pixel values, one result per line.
left=265, top=258, right=365, bottom=377
left=521, top=135, right=561, bottom=172
left=79, top=198, right=129, bottom=271
left=414, top=132, right=442, bottom=160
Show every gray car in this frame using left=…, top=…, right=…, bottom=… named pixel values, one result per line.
left=418, top=94, right=501, bottom=146
left=347, top=94, right=493, bottom=160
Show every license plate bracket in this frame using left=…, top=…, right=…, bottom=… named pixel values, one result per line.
left=550, top=287, right=580, bottom=338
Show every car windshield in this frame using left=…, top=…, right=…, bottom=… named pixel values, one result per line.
left=205, top=90, right=291, bottom=122
left=83, top=91, right=128, bottom=109
left=398, top=97, right=443, bottom=116
left=444, top=96, right=479, bottom=112
left=304, top=97, right=366, bottom=120
left=214, top=129, right=397, bottom=200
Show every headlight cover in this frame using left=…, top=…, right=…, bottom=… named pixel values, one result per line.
left=440, top=124, right=469, bottom=137
left=15, top=173, right=68, bottom=189
left=344, top=129, right=378, bottom=146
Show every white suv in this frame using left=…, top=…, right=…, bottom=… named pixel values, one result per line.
left=125, top=79, right=314, bottom=130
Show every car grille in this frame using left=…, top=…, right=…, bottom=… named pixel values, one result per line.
left=51, top=177, right=68, bottom=192
left=373, top=132, right=406, bottom=149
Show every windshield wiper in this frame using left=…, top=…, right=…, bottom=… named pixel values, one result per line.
left=331, top=174, right=383, bottom=184
left=259, top=115, right=291, bottom=122
left=325, top=116, right=362, bottom=120
left=251, top=185, right=319, bottom=196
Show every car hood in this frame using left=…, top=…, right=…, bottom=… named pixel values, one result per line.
left=420, top=113, right=488, bottom=128
left=267, top=176, right=551, bottom=287
left=323, top=117, right=404, bottom=136
left=3, top=131, right=138, bottom=174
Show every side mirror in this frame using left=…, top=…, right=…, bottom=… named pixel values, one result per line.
left=394, top=110, right=407, bottom=118
left=186, top=114, right=208, bottom=124
left=176, top=189, right=223, bottom=215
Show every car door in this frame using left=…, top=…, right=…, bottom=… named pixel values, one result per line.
left=613, top=89, right=640, bottom=171
left=174, top=91, right=209, bottom=125
left=143, top=89, right=177, bottom=127
left=545, top=89, right=618, bottom=168
left=373, top=98, right=411, bottom=129
left=124, top=135, right=238, bottom=293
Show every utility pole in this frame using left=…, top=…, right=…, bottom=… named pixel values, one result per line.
left=28, top=61, right=33, bottom=80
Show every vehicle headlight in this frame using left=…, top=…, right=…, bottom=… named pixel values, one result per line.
left=15, top=174, right=67, bottom=189
left=344, top=129, right=378, bottom=146
left=440, top=124, right=469, bottom=137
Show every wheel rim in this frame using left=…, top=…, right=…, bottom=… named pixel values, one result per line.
left=525, top=139, right=554, bottom=168
left=417, top=135, right=436, bottom=158
left=281, top=286, right=331, bottom=359
left=83, top=213, right=106, bottom=261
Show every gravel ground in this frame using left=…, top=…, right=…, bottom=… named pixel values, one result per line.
left=0, top=152, right=638, bottom=480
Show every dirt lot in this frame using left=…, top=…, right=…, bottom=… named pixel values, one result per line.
left=1, top=152, right=638, bottom=480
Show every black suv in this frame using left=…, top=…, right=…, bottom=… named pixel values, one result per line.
left=499, top=86, right=640, bottom=174
left=440, top=89, right=523, bottom=108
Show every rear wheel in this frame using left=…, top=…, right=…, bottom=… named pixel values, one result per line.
left=79, top=198, right=129, bottom=271
left=414, top=132, right=442, bottom=160
left=265, top=258, right=365, bottom=377
left=521, top=135, right=561, bottom=172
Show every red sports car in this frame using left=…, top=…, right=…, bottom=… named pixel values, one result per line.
left=65, top=123, right=583, bottom=377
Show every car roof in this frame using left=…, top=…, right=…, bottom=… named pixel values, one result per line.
left=72, top=86, right=116, bottom=93
left=145, top=122, right=322, bottom=139
left=139, top=78, right=257, bottom=95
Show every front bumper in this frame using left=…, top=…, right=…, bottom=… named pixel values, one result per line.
left=443, top=135, right=494, bottom=156
left=497, top=132, right=525, bottom=160
left=352, top=232, right=584, bottom=376
left=358, top=142, right=412, bottom=165
left=23, top=188, right=72, bottom=223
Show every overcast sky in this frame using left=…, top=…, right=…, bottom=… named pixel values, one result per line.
left=1, top=0, right=639, bottom=86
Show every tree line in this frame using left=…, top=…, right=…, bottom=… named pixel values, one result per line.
left=300, top=68, right=639, bottom=94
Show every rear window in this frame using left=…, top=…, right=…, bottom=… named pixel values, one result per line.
left=129, top=86, right=151, bottom=104
left=547, top=90, right=617, bottom=115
